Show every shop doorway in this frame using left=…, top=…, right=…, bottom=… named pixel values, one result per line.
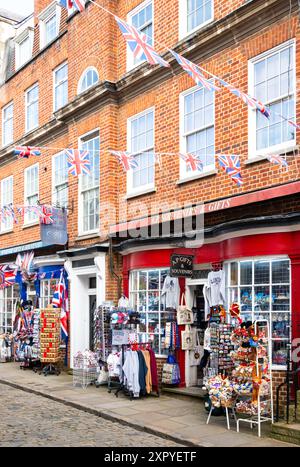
left=88, top=276, right=97, bottom=351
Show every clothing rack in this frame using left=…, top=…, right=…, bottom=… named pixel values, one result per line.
left=115, top=342, right=159, bottom=400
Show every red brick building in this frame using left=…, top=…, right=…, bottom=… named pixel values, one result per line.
left=0, top=0, right=299, bottom=393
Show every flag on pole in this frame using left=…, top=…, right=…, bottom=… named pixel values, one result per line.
left=218, top=154, right=243, bottom=186
left=218, top=79, right=270, bottom=119
left=115, top=16, right=170, bottom=68
left=14, top=146, right=41, bottom=158
left=59, top=0, right=85, bottom=12
left=52, top=269, right=69, bottom=341
left=266, top=154, right=289, bottom=170
left=171, top=51, right=220, bottom=91
left=110, top=150, right=139, bottom=171
left=66, top=149, right=91, bottom=176
left=179, top=153, right=203, bottom=172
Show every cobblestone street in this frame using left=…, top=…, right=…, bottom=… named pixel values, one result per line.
left=0, top=384, right=182, bottom=447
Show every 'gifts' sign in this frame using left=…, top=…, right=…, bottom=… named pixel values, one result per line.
left=170, top=254, right=194, bottom=278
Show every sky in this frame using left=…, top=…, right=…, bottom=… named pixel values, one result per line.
left=0, top=0, right=34, bottom=16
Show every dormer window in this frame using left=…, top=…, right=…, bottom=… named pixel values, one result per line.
left=39, top=3, right=61, bottom=49
left=15, top=29, right=34, bottom=69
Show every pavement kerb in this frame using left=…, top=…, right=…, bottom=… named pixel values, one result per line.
left=0, top=378, right=202, bottom=448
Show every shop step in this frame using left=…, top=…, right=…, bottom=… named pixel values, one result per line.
left=270, top=423, right=300, bottom=446
left=162, top=386, right=206, bottom=401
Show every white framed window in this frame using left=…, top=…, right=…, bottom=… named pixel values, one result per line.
left=127, top=108, right=155, bottom=194
left=79, top=130, right=100, bottom=234
left=78, top=67, right=99, bottom=94
left=249, top=40, right=296, bottom=157
left=24, top=164, right=39, bottom=225
left=25, top=83, right=39, bottom=133
left=40, top=279, right=59, bottom=309
left=0, top=285, right=19, bottom=334
left=54, top=62, right=68, bottom=111
left=179, top=0, right=213, bottom=39
left=0, top=176, right=13, bottom=233
left=52, top=151, right=68, bottom=208
left=129, top=268, right=170, bottom=356
left=15, top=29, right=34, bottom=69
left=225, top=257, right=291, bottom=369
left=2, top=102, right=13, bottom=147
left=127, top=0, right=153, bottom=70
left=39, top=3, right=61, bottom=49
left=180, top=85, right=215, bottom=179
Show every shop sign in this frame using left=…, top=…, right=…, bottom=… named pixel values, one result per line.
left=112, top=330, right=130, bottom=345
left=170, top=254, right=194, bottom=277
left=40, top=208, right=68, bottom=246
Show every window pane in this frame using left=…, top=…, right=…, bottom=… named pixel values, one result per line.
left=272, top=285, right=290, bottom=311
left=240, top=287, right=252, bottom=312
left=272, top=340, right=288, bottom=366
left=254, top=261, right=270, bottom=284
left=230, top=262, right=238, bottom=285
left=254, top=286, right=270, bottom=311
left=272, top=260, right=290, bottom=283
left=240, top=262, right=252, bottom=285
left=272, top=313, right=290, bottom=339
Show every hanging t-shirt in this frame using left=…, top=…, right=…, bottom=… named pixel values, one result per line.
left=161, top=276, right=180, bottom=309
left=206, top=270, right=226, bottom=307
left=107, top=352, right=121, bottom=377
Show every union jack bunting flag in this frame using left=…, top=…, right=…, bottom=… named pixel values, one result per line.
left=267, top=154, right=289, bottom=170
left=52, top=269, right=69, bottom=341
left=179, top=153, right=203, bottom=172
left=171, top=51, right=220, bottom=92
left=110, top=150, right=139, bottom=172
left=59, top=0, right=85, bottom=12
left=0, top=265, right=16, bottom=288
left=287, top=119, right=300, bottom=130
left=66, top=149, right=91, bottom=176
left=218, top=79, right=270, bottom=119
left=39, top=205, right=54, bottom=225
left=1, top=205, right=18, bottom=224
left=14, top=146, right=41, bottom=159
left=218, top=154, right=243, bottom=186
left=115, top=16, right=170, bottom=68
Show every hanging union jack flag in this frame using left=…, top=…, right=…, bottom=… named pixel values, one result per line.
left=171, top=51, right=220, bottom=92
left=14, top=146, right=41, bottom=159
left=218, top=154, right=243, bottom=186
left=59, top=0, right=85, bottom=12
left=66, top=149, right=91, bottom=176
left=115, top=16, right=170, bottom=68
left=110, top=150, right=139, bottom=172
left=0, top=265, right=16, bottom=288
left=39, top=205, right=54, bottom=225
left=179, top=153, right=203, bottom=172
left=267, top=154, right=289, bottom=170
left=52, top=269, right=69, bottom=341
left=218, top=79, right=270, bottom=119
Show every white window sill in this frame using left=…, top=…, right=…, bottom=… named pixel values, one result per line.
left=24, top=126, right=39, bottom=135
left=76, top=232, right=101, bottom=241
left=22, top=221, right=39, bottom=229
left=271, top=365, right=287, bottom=371
left=177, top=169, right=217, bottom=185
left=126, top=186, right=157, bottom=200
left=0, top=229, right=13, bottom=236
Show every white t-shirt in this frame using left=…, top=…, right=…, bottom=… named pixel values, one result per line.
left=107, top=352, right=121, bottom=377
left=206, top=270, right=226, bottom=306
left=161, top=276, right=180, bottom=309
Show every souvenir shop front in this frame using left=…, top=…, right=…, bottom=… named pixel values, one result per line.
left=120, top=229, right=300, bottom=389
left=0, top=244, right=65, bottom=366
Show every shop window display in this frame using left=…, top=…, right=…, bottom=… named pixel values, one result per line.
left=0, top=285, right=19, bottom=334
left=129, top=268, right=170, bottom=355
left=226, top=258, right=290, bottom=367
left=40, top=279, right=59, bottom=309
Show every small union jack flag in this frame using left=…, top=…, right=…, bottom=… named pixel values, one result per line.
left=110, top=150, right=139, bottom=172
left=14, top=146, right=41, bottom=159
left=287, top=119, right=300, bottom=130
left=1, top=205, right=18, bottom=224
left=171, top=51, right=220, bottom=92
left=39, top=205, right=54, bottom=225
left=59, top=0, right=85, bottom=12
left=218, top=154, right=243, bottom=186
left=218, top=79, right=270, bottom=119
left=267, top=155, right=289, bottom=171
left=115, top=16, right=170, bottom=68
left=0, top=265, right=16, bottom=288
left=179, top=153, right=203, bottom=172
left=66, top=149, right=91, bottom=176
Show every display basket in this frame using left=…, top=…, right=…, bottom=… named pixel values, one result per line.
left=73, top=351, right=99, bottom=389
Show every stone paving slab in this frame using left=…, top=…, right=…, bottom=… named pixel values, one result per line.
left=0, top=363, right=295, bottom=447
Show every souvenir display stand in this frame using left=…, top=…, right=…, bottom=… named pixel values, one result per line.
left=14, top=303, right=41, bottom=370
left=39, top=307, right=61, bottom=376
left=235, top=320, right=273, bottom=437
left=73, top=350, right=99, bottom=389
left=0, top=333, right=13, bottom=362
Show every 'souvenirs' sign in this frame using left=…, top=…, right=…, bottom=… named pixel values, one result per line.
left=170, top=254, right=194, bottom=278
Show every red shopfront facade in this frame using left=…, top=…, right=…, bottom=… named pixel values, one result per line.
left=122, top=231, right=300, bottom=387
